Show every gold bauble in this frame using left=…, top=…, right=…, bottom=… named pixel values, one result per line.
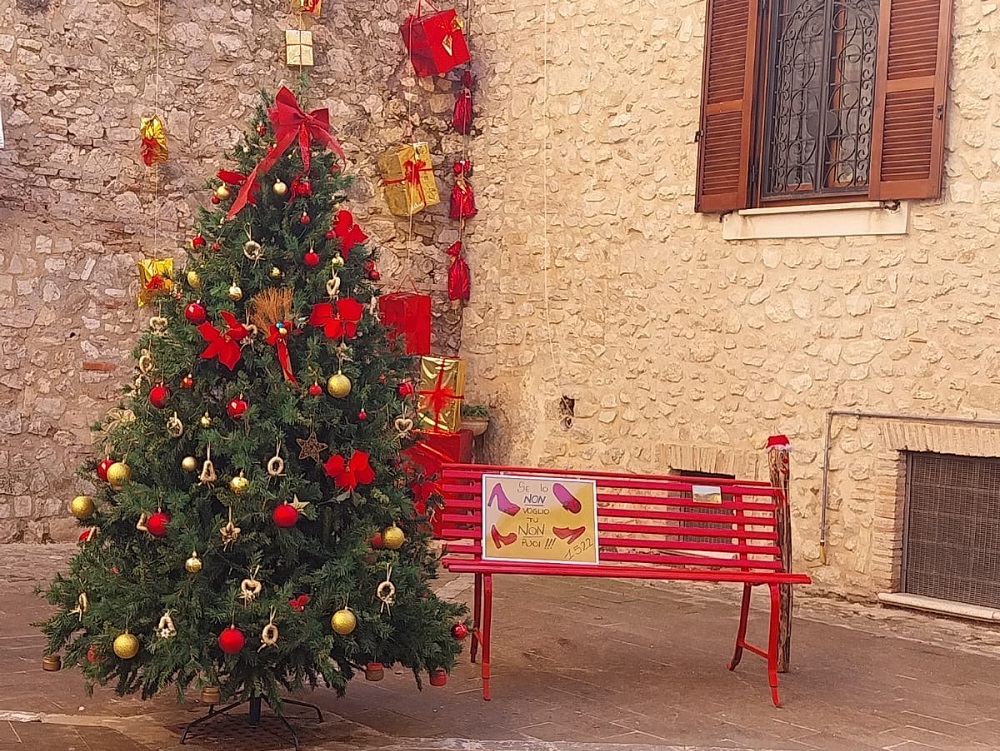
left=383, top=525, right=405, bottom=550
left=113, top=632, right=140, bottom=659
left=273, top=179, right=287, bottom=196
left=269, top=266, right=282, bottom=279
left=228, top=284, right=243, bottom=301
left=215, top=185, right=231, bottom=200
left=186, top=270, right=202, bottom=288
left=181, top=456, right=198, bottom=472
left=229, top=472, right=249, bottom=495
left=199, top=413, right=212, bottom=428
left=70, top=495, right=96, bottom=520
left=331, top=608, right=357, bottom=635
left=106, top=462, right=131, bottom=489
left=326, top=373, right=352, bottom=398
left=185, top=553, right=203, bottom=573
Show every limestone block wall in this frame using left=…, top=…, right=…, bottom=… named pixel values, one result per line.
left=462, top=0, right=1000, bottom=597
left=0, top=0, right=480, bottom=541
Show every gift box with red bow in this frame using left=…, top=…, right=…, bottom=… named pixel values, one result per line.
left=417, top=355, right=466, bottom=433
left=378, top=291, right=432, bottom=355
left=399, top=0, right=470, bottom=77
left=377, top=142, right=440, bottom=216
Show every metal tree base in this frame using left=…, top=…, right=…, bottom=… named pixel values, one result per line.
left=180, top=695, right=323, bottom=750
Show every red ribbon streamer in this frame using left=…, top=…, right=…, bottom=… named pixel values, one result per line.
left=266, top=323, right=298, bottom=384
left=227, top=87, right=346, bottom=220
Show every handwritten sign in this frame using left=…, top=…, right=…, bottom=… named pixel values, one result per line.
left=482, top=474, right=599, bottom=565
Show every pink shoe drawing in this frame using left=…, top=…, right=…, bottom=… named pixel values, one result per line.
left=488, top=484, right=521, bottom=516
left=552, top=483, right=582, bottom=514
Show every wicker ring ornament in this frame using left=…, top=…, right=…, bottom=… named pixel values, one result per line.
left=243, top=240, right=264, bottom=261
left=137, top=350, right=155, bottom=375
left=260, top=623, right=279, bottom=648
left=166, top=412, right=184, bottom=438
left=240, top=577, right=262, bottom=603
left=148, top=316, right=169, bottom=334
left=326, top=277, right=341, bottom=297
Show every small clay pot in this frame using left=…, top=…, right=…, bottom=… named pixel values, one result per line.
left=365, top=662, right=385, bottom=682
left=199, top=686, right=221, bottom=705
left=429, top=668, right=448, bottom=687
left=42, top=654, right=62, bottom=672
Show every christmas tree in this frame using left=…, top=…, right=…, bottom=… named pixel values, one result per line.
left=39, top=87, right=465, bottom=709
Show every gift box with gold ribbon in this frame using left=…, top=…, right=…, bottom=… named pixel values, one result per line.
left=400, top=0, right=470, bottom=77
left=417, top=356, right=466, bottom=433
left=377, top=143, right=440, bottom=217
left=285, top=29, right=314, bottom=67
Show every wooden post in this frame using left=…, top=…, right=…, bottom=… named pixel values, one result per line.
left=767, top=434, right=792, bottom=674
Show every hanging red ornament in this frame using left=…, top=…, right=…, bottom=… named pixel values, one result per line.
left=370, top=531, right=384, bottom=549
left=97, top=457, right=114, bottom=481
left=149, top=383, right=171, bottom=409
left=191, top=234, right=206, bottom=249
left=86, top=644, right=100, bottom=663
left=300, top=211, right=311, bottom=225
left=256, top=123, right=267, bottom=136
left=445, top=241, right=471, bottom=302
left=211, top=240, right=221, bottom=252
left=308, top=382, right=323, bottom=396
left=398, top=381, right=415, bottom=397
left=273, top=503, right=299, bottom=528
left=303, top=249, right=320, bottom=267
left=211, top=195, right=220, bottom=205
left=227, top=396, right=248, bottom=419
left=181, top=374, right=195, bottom=389
left=147, top=511, right=170, bottom=537
left=291, top=177, right=312, bottom=198
left=452, top=70, right=475, bottom=134
left=184, top=301, right=207, bottom=324
left=451, top=622, right=468, bottom=641
left=218, top=626, right=245, bottom=654
left=358, top=408, right=367, bottom=420
left=450, top=161, right=477, bottom=219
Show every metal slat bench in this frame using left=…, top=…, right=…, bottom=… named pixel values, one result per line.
left=437, top=463, right=811, bottom=707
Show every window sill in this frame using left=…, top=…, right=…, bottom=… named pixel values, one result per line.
left=877, top=592, right=1000, bottom=623
left=721, top=200, right=909, bottom=241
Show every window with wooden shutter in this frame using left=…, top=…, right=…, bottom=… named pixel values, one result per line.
left=695, top=0, right=953, bottom=213
left=869, top=0, right=953, bottom=200
left=694, top=0, right=761, bottom=213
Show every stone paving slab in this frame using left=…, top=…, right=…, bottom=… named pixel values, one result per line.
left=5, top=544, right=1000, bottom=750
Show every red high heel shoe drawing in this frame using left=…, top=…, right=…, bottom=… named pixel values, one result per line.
left=552, top=525, right=586, bottom=545
left=487, top=483, right=521, bottom=516
left=490, top=524, right=518, bottom=548
left=552, top=483, right=582, bottom=514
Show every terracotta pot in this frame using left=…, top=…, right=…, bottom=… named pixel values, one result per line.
left=365, top=662, right=385, bottom=681
left=42, top=654, right=62, bottom=672
left=429, top=668, right=448, bottom=687
left=199, top=686, right=221, bottom=705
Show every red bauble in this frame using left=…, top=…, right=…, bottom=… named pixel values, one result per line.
left=149, top=383, right=171, bottom=409
left=181, top=374, right=194, bottom=389
left=227, top=396, right=248, bottom=419
left=273, top=503, right=299, bottom=528
left=86, top=644, right=100, bottom=663
left=78, top=527, right=95, bottom=544
left=211, top=195, right=220, bottom=205
left=147, top=511, right=170, bottom=537
left=184, top=301, right=207, bottom=324
left=97, top=457, right=114, bottom=481
left=398, top=382, right=414, bottom=397
left=370, top=532, right=384, bottom=549
left=256, top=123, right=266, bottom=135
left=308, top=382, right=323, bottom=396
left=451, top=623, right=468, bottom=641
left=211, top=241, right=221, bottom=252
left=303, top=250, right=320, bottom=267
left=300, top=211, right=310, bottom=225
left=358, top=409, right=367, bottom=420
left=192, top=234, right=206, bottom=249
left=370, top=270, right=381, bottom=281
left=218, top=626, right=245, bottom=654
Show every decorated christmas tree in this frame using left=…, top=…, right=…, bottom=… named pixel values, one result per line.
left=39, top=87, right=465, bottom=710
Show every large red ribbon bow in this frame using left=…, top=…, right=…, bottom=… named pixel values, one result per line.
left=198, top=311, right=252, bottom=370
left=218, top=170, right=258, bottom=206
left=328, top=210, right=368, bottom=258
left=226, top=87, right=346, bottom=220
left=324, top=450, right=375, bottom=490
left=309, top=297, right=364, bottom=339
left=266, top=320, right=298, bottom=384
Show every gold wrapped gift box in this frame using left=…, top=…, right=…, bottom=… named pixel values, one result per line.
left=377, top=143, right=440, bottom=217
left=417, top=356, right=466, bottom=433
left=285, top=29, right=314, bottom=67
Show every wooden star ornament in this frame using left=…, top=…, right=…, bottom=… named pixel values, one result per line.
left=297, top=430, right=328, bottom=462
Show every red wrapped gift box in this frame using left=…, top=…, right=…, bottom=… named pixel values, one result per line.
left=378, top=291, right=431, bottom=355
left=400, top=1, right=470, bottom=77
left=401, top=429, right=474, bottom=536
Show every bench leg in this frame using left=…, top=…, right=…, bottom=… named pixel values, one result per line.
left=767, top=582, right=782, bottom=708
left=728, top=583, right=752, bottom=671
left=481, top=573, right=493, bottom=701
left=471, top=572, right=482, bottom=664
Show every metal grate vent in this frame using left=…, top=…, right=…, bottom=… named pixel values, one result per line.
left=904, top=452, right=1000, bottom=609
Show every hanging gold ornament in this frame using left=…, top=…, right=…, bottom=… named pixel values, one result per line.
left=181, top=456, right=198, bottom=472
left=330, top=607, right=357, bottom=635
left=215, top=185, right=231, bottom=200
left=327, top=372, right=351, bottom=398
left=70, top=495, right=96, bottom=519
left=187, top=270, right=202, bottom=288
left=107, top=462, right=131, bottom=489
left=383, top=524, right=405, bottom=550
left=242, top=239, right=264, bottom=261
left=228, top=283, right=243, bottom=301
left=273, top=179, right=287, bottom=196
left=269, top=266, right=282, bottom=279
left=113, top=632, right=140, bottom=659
left=185, top=552, right=203, bottom=573
left=199, top=412, right=212, bottom=428
left=229, top=472, right=249, bottom=495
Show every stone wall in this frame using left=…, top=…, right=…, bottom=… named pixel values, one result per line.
left=0, top=0, right=478, bottom=541
left=462, top=0, right=1000, bottom=598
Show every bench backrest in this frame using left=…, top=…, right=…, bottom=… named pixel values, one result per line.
left=437, top=464, right=791, bottom=574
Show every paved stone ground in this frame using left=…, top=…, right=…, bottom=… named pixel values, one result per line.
left=4, top=544, right=1000, bottom=751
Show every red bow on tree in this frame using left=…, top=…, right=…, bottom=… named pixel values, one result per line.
left=445, top=241, right=471, bottom=302
left=226, top=86, right=346, bottom=220
left=309, top=298, right=364, bottom=339
left=411, top=479, right=441, bottom=516
left=324, top=450, right=375, bottom=490
left=289, top=594, right=310, bottom=611
left=217, top=170, right=257, bottom=206
left=198, top=311, right=252, bottom=370
left=327, top=210, right=368, bottom=258
left=266, top=320, right=298, bottom=384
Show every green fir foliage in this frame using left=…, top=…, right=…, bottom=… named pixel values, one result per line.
left=38, top=89, right=465, bottom=708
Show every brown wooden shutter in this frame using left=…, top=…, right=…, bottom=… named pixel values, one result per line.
left=869, top=0, right=953, bottom=200
left=694, top=0, right=760, bottom=213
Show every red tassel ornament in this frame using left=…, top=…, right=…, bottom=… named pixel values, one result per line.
left=452, top=71, right=475, bottom=134
left=450, top=160, right=477, bottom=219
left=445, top=241, right=471, bottom=302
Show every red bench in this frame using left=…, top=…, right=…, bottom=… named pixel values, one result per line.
left=437, top=462, right=812, bottom=707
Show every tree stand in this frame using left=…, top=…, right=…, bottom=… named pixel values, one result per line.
left=180, top=695, right=323, bottom=750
